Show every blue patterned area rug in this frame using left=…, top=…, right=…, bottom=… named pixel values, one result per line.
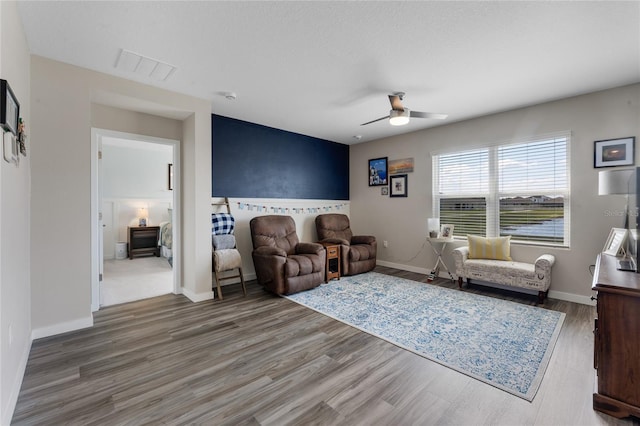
left=285, top=272, right=565, bottom=401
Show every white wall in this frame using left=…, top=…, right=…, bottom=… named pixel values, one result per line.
left=102, top=140, right=173, bottom=200
left=0, top=2, right=31, bottom=424
left=29, top=56, right=213, bottom=338
left=350, top=84, right=640, bottom=305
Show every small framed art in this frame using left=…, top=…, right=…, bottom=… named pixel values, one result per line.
left=603, top=227, right=627, bottom=256
left=594, top=137, right=635, bottom=168
left=369, top=157, right=388, bottom=186
left=381, top=186, right=389, bottom=196
left=440, top=224, right=455, bottom=238
left=390, top=174, right=408, bottom=197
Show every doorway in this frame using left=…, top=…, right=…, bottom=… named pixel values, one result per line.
left=91, top=128, right=180, bottom=310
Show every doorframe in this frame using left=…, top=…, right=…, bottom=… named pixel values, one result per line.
left=90, top=128, right=181, bottom=311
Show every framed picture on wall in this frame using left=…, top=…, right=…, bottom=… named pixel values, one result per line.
left=594, top=137, right=635, bottom=168
left=390, top=174, right=408, bottom=197
left=168, top=163, right=174, bottom=190
left=369, top=157, right=388, bottom=186
left=0, top=79, right=20, bottom=136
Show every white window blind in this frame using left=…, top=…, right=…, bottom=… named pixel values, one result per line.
left=433, top=134, right=570, bottom=246
left=436, top=148, right=489, bottom=236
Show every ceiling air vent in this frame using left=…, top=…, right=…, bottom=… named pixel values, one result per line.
left=115, top=49, right=177, bottom=82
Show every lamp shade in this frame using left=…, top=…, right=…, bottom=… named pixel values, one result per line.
left=598, top=169, right=635, bottom=195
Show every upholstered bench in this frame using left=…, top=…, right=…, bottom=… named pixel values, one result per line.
left=452, top=236, right=555, bottom=304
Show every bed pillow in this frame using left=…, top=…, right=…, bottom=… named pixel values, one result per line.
left=467, top=235, right=512, bottom=261
left=212, top=213, right=235, bottom=235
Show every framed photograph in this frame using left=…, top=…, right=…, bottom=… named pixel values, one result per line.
left=388, top=157, right=414, bottom=174
left=594, top=137, right=635, bottom=168
left=390, top=174, right=408, bottom=197
left=0, top=79, right=20, bottom=136
left=369, top=157, right=388, bottom=186
left=168, top=163, right=174, bottom=190
left=381, top=186, right=389, bottom=196
left=440, top=224, right=455, bottom=238
left=603, top=227, right=627, bottom=256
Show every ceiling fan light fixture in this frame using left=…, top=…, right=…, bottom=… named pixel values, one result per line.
left=389, top=109, right=410, bottom=126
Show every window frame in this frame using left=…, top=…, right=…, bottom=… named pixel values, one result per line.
left=432, top=133, right=570, bottom=247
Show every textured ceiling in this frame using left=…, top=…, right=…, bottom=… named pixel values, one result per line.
left=17, top=1, right=640, bottom=145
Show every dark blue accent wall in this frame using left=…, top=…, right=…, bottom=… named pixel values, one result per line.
left=212, top=115, right=349, bottom=200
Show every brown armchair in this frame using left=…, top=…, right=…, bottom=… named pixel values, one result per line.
left=315, top=214, right=376, bottom=276
left=250, top=215, right=326, bottom=295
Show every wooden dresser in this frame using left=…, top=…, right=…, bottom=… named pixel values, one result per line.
left=592, top=253, right=640, bottom=420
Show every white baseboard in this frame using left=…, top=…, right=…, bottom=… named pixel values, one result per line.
left=181, top=287, right=214, bottom=302
left=377, top=260, right=430, bottom=275
left=548, top=290, right=596, bottom=306
left=2, top=336, right=32, bottom=426
left=31, top=316, right=94, bottom=340
left=218, top=272, right=257, bottom=286
left=377, top=261, right=594, bottom=306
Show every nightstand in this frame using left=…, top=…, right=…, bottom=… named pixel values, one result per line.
left=128, top=226, right=160, bottom=259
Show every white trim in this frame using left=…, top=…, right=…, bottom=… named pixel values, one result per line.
left=31, top=316, right=93, bottom=340
left=216, top=272, right=257, bottom=286
left=91, top=128, right=181, bottom=311
left=429, top=130, right=572, bottom=157
left=548, top=290, right=596, bottom=306
left=1, top=337, right=32, bottom=426
left=90, top=129, right=100, bottom=311
left=181, top=287, right=214, bottom=303
left=377, top=260, right=430, bottom=275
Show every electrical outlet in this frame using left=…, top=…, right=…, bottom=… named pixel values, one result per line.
left=383, top=240, right=388, bottom=248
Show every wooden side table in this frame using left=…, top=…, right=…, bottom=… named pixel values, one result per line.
left=320, top=242, right=341, bottom=282
left=128, top=226, right=160, bottom=259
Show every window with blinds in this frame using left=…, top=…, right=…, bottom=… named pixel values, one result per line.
left=433, top=134, right=569, bottom=246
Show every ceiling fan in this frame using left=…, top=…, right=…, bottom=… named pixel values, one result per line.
left=361, top=92, right=448, bottom=126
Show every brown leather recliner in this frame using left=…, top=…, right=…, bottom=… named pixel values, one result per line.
left=250, top=215, right=326, bottom=295
left=315, top=214, right=376, bottom=276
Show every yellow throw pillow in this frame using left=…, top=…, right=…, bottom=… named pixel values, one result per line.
left=467, top=235, right=512, bottom=261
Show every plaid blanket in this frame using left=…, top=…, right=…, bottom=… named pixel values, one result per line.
left=212, top=213, right=235, bottom=235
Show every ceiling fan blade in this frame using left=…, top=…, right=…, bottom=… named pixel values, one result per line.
left=360, top=115, right=390, bottom=126
left=410, top=111, right=448, bottom=120
left=388, top=95, right=405, bottom=111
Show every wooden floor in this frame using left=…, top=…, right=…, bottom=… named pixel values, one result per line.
left=12, top=266, right=640, bottom=425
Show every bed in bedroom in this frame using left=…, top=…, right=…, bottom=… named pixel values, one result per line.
left=159, top=221, right=173, bottom=265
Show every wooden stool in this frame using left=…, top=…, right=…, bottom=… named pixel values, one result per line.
left=213, top=248, right=247, bottom=300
